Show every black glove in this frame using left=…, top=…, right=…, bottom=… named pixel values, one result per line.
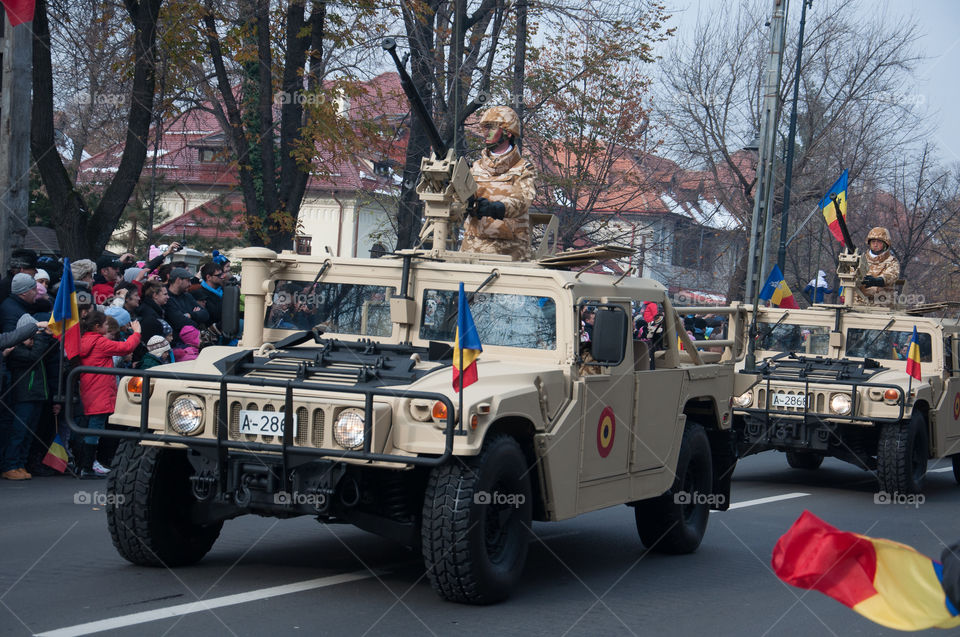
left=472, top=197, right=506, bottom=220
left=862, top=275, right=885, bottom=288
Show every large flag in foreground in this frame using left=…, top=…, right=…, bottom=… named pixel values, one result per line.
left=819, top=169, right=849, bottom=246
left=772, top=510, right=960, bottom=631
left=906, top=325, right=922, bottom=380
left=758, top=265, right=799, bottom=309
left=49, top=257, right=82, bottom=359
left=452, top=282, right=482, bottom=392
left=1, top=0, right=35, bottom=25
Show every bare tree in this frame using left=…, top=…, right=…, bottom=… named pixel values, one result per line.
left=656, top=0, right=927, bottom=301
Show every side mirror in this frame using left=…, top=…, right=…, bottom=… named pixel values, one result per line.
left=591, top=307, right=628, bottom=365
left=221, top=285, right=241, bottom=338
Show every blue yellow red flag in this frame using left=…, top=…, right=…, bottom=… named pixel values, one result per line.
left=758, top=265, right=799, bottom=309
left=819, top=170, right=849, bottom=246
left=452, top=282, right=482, bottom=392
left=906, top=325, right=922, bottom=380
left=1, top=0, right=35, bottom=25
left=49, top=257, right=81, bottom=358
left=41, top=434, right=69, bottom=473
left=773, top=510, right=960, bottom=631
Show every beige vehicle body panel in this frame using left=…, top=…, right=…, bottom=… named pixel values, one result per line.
left=110, top=249, right=742, bottom=522
left=731, top=302, right=960, bottom=460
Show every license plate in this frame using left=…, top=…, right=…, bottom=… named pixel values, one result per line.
left=238, top=410, right=297, bottom=437
left=771, top=393, right=807, bottom=408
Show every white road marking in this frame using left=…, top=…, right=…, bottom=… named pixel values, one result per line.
left=929, top=467, right=954, bottom=473
left=725, top=492, right=810, bottom=510
left=36, top=571, right=374, bottom=637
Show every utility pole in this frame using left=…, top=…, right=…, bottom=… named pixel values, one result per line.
left=0, top=6, right=34, bottom=268
left=777, top=0, right=812, bottom=272
left=744, top=0, right=788, bottom=370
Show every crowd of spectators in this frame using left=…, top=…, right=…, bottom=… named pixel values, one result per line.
left=0, top=243, right=235, bottom=481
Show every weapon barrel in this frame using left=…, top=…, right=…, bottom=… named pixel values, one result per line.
left=832, top=195, right=856, bottom=253
left=381, top=38, right=448, bottom=157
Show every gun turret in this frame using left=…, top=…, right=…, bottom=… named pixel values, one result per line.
left=830, top=195, right=868, bottom=306
left=382, top=38, right=477, bottom=258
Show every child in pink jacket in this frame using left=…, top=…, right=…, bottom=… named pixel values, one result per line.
left=172, top=324, right=200, bottom=361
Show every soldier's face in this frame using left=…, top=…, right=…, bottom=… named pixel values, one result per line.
left=483, top=125, right=503, bottom=147
left=869, top=239, right=886, bottom=252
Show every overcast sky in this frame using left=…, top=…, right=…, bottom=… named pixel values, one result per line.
left=660, top=0, right=960, bottom=165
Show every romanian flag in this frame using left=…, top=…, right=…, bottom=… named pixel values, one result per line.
left=1, top=0, right=35, bottom=26
left=41, top=434, right=69, bottom=473
left=452, top=282, right=482, bottom=392
left=819, top=170, right=849, bottom=246
left=758, top=265, right=799, bottom=309
left=49, top=257, right=82, bottom=359
left=773, top=511, right=960, bottom=631
left=906, top=325, right=922, bottom=380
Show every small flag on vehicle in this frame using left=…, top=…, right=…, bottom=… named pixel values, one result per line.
left=453, top=282, right=482, bottom=392
left=906, top=325, right=922, bottom=380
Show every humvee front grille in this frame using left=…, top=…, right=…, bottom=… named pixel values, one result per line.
left=216, top=399, right=328, bottom=447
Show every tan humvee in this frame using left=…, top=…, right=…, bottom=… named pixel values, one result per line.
left=729, top=301, right=960, bottom=494
left=76, top=246, right=753, bottom=604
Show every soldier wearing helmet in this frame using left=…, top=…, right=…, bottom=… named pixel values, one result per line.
left=858, top=226, right=900, bottom=305
left=460, top=106, right=537, bottom=260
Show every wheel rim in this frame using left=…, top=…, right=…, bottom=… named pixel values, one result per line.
left=483, top=479, right=515, bottom=563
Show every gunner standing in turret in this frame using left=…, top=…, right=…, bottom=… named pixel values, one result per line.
left=858, top=226, right=900, bottom=305
left=460, top=106, right=537, bottom=260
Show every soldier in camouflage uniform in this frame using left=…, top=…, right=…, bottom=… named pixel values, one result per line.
left=460, top=106, right=537, bottom=260
left=858, top=226, right=901, bottom=305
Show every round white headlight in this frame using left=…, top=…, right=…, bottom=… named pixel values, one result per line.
left=734, top=391, right=754, bottom=408
left=334, top=408, right=365, bottom=449
left=169, top=395, right=204, bottom=435
left=830, top=393, right=852, bottom=416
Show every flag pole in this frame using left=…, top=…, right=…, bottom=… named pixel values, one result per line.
left=458, top=337, right=464, bottom=435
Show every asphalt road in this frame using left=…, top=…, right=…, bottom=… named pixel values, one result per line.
left=2, top=452, right=958, bottom=637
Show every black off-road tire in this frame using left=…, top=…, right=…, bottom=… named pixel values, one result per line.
left=107, top=440, right=223, bottom=567
left=421, top=434, right=533, bottom=604
left=786, top=451, right=823, bottom=470
left=877, top=411, right=928, bottom=495
left=634, top=423, right=712, bottom=554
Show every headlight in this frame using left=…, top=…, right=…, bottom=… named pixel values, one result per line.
left=733, top=391, right=754, bottom=408
left=169, top=395, right=204, bottom=435
left=334, top=408, right=365, bottom=449
left=829, top=393, right=852, bottom=415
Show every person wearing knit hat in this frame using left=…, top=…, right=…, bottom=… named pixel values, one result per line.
left=71, top=259, right=96, bottom=283
left=105, top=306, right=131, bottom=328
left=0, top=274, right=39, bottom=331
left=34, top=269, right=50, bottom=285
left=141, top=334, right=172, bottom=368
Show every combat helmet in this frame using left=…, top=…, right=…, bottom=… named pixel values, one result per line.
left=479, top=106, right=522, bottom=138
left=866, top=226, right=892, bottom=251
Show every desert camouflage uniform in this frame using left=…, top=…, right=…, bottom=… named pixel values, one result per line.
left=460, top=146, right=537, bottom=260
left=858, top=227, right=900, bottom=305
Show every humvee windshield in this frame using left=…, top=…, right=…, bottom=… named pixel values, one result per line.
left=845, top=327, right=933, bottom=362
left=757, top=323, right=830, bottom=355
left=419, top=289, right=557, bottom=350
left=265, top=280, right=394, bottom=336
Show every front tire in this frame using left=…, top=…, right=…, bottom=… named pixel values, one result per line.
left=877, top=411, right=928, bottom=495
left=421, top=435, right=532, bottom=604
left=107, top=441, right=223, bottom=567
left=634, top=423, right=712, bottom=554
left=786, top=451, right=823, bottom=470
left=952, top=454, right=960, bottom=485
